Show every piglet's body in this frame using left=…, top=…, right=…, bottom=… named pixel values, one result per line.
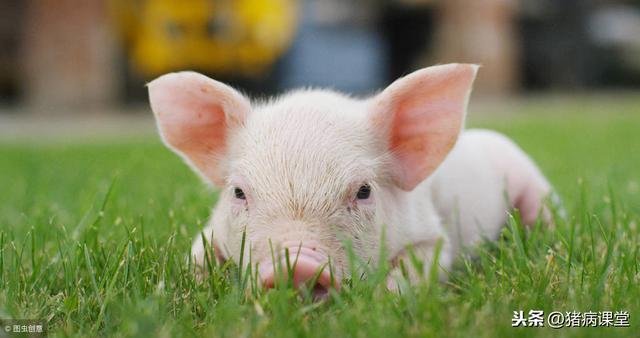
left=148, top=64, right=551, bottom=294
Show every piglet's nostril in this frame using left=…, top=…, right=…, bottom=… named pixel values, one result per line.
left=279, top=240, right=322, bottom=252
left=259, top=246, right=339, bottom=298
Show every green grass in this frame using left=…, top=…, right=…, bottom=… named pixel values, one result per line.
left=1, top=102, right=639, bottom=337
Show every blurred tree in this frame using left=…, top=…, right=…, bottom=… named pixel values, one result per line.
left=430, top=0, right=520, bottom=95
left=0, top=1, right=25, bottom=105
left=21, top=0, right=119, bottom=109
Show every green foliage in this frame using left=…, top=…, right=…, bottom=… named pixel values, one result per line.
left=1, top=109, right=639, bottom=337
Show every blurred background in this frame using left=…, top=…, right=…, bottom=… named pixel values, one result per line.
left=1, top=0, right=640, bottom=136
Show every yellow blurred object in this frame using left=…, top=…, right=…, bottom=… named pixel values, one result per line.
left=110, top=0, right=298, bottom=78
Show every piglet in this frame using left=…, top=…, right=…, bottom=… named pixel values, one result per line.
left=148, top=64, right=551, bottom=296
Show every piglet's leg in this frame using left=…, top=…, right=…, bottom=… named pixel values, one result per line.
left=497, top=139, right=552, bottom=225
left=470, top=130, right=553, bottom=225
left=191, top=223, right=226, bottom=278
left=386, top=238, right=454, bottom=292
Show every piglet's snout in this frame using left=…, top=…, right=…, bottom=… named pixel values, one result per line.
left=258, top=242, right=339, bottom=297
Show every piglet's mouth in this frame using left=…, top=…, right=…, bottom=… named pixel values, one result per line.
left=258, top=245, right=339, bottom=300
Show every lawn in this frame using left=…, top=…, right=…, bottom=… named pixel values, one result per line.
left=1, top=97, right=639, bottom=337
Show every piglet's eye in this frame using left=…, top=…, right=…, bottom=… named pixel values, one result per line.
left=234, top=187, right=246, bottom=200
left=356, top=184, right=371, bottom=200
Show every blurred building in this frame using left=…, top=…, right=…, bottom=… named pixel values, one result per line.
left=1, top=0, right=639, bottom=111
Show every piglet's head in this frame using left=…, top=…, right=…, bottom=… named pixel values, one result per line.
left=148, top=64, right=478, bottom=296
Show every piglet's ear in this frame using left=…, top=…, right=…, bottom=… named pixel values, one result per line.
left=370, top=64, right=478, bottom=191
left=148, top=72, right=251, bottom=186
